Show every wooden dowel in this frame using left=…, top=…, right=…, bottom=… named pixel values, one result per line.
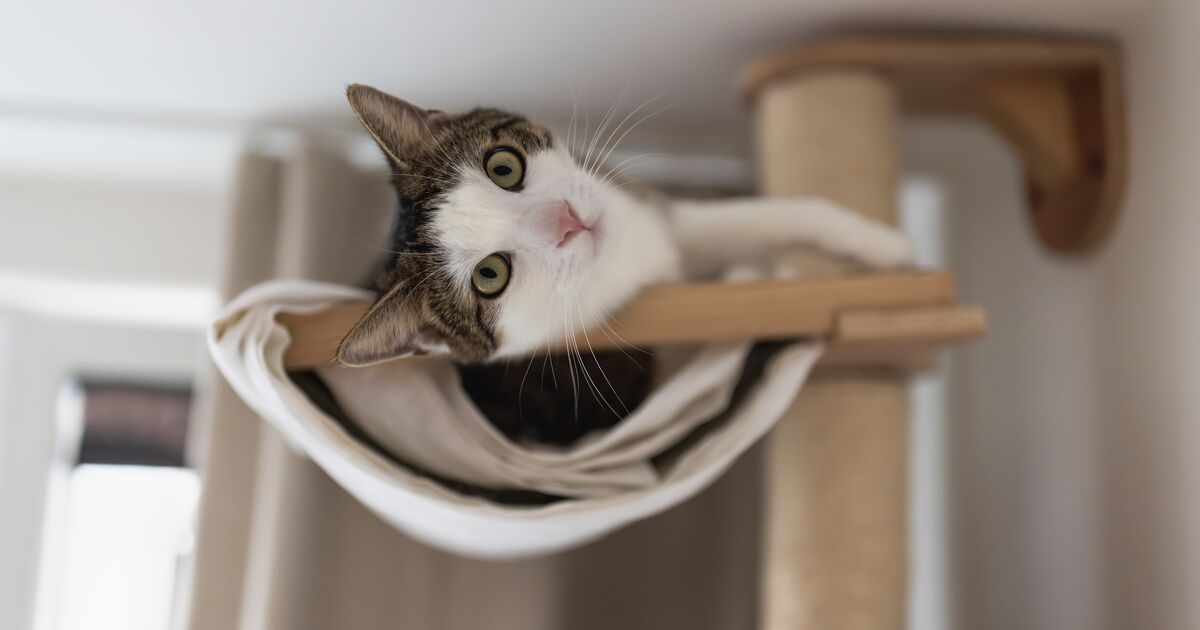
left=275, top=272, right=980, bottom=370
left=836, top=305, right=988, bottom=345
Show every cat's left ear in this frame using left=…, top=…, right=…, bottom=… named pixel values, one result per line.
left=346, top=84, right=448, bottom=171
left=335, top=281, right=450, bottom=367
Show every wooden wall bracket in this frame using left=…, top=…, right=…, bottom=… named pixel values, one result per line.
left=740, top=35, right=1126, bottom=254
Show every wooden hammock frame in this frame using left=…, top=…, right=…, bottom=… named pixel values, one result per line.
left=279, top=271, right=986, bottom=372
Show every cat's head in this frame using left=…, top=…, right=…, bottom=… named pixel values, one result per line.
left=336, top=84, right=669, bottom=366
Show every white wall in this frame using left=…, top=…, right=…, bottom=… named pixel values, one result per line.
left=0, top=314, right=208, bottom=630
left=0, top=177, right=219, bottom=285
left=903, top=2, right=1200, bottom=628
left=0, top=0, right=1143, bottom=149
left=904, top=120, right=1106, bottom=630
left=0, top=123, right=237, bottom=630
left=1096, top=1, right=1200, bottom=627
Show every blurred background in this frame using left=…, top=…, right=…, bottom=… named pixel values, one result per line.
left=2, top=1, right=1198, bottom=629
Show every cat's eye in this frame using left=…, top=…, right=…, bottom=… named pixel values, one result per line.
left=471, top=253, right=511, bottom=297
left=484, top=148, right=525, bottom=190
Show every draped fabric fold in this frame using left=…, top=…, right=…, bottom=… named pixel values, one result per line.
left=209, top=279, right=822, bottom=556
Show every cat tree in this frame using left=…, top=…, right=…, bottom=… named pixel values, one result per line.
left=739, top=34, right=1123, bottom=630
left=277, top=34, right=1122, bottom=630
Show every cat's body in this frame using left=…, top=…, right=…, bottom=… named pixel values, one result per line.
left=338, top=84, right=912, bottom=370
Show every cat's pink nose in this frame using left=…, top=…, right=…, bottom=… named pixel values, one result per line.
left=553, top=201, right=587, bottom=247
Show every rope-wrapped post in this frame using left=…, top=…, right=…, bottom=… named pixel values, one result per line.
left=751, top=71, right=909, bottom=629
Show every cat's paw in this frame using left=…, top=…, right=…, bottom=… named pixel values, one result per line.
left=800, top=198, right=916, bottom=269
left=848, top=223, right=916, bottom=269
left=723, top=263, right=768, bottom=283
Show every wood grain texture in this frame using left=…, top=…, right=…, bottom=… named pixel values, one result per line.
left=836, top=305, right=987, bottom=345
left=740, top=34, right=1125, bottom=255
left=276, top=271, right=984, bottom=370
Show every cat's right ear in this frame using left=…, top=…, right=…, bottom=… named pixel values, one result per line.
left=346, top=84, right=446, bottom=170
left=335, top=280, right=449, bottom=367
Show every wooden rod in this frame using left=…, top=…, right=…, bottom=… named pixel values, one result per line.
left=276, top=271, right=973, bottom=370
left=836, top=305, right=988, bottom=345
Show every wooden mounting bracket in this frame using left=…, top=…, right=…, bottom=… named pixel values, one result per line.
left=740, top=35, right=1126, bottom=254
left=279, top=271, right=986, bottom=373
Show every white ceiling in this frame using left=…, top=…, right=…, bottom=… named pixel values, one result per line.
left=2, top=0, right=1144, bottom=148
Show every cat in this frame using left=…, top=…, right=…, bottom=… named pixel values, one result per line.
left=330, top=84, right=912, bottom=446
left=336, top=84, right=913, bottom=369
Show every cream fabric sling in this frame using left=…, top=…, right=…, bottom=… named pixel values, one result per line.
left=209, top=279, right=823, bottom=557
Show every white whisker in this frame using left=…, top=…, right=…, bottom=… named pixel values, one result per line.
left=567, top=302, right=614, bottom=417
left=592, top=91, right=668, bottom=177
left=582, top=83, right=629, bottom=174
left=593, top=98, right=674, bottom=179
left=575, top=297, right=629, bottom=416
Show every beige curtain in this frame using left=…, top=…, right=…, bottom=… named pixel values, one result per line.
left=180, top=143, right=763, bottom=630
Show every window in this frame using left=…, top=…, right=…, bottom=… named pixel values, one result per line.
left=44, top=381, right=198, bottom=630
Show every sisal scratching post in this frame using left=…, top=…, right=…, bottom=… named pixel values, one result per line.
left=754, top=72, right=909, bottom=629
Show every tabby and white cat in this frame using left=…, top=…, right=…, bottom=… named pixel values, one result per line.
left=337, top=84, right=912, bottom=369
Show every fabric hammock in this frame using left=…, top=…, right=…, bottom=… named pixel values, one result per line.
left=209, top=279, right=823, bottom=558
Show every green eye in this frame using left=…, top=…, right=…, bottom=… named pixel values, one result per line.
left=471, top=253, right=511, bottom=296
left=485, top=148, right=524, bottom=190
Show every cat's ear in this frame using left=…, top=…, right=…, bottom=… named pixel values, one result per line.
left=346, top=84, right=447, bottom=170
left=335, top=281, right=450, bottom=367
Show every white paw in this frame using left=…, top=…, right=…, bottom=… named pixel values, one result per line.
left=723, top=263, right=767, bottom=283
left=798, top=198, right=916, bottom=269
left=771, top=260, right=803, bottom=280
left=849, top=224, right=916, bottom=269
